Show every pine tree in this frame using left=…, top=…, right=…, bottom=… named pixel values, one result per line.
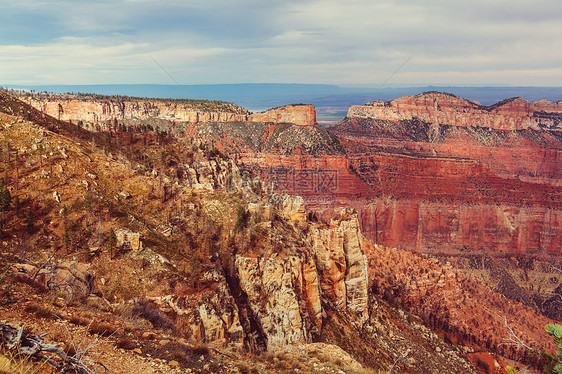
left=107, top=229, right=117, bottom=258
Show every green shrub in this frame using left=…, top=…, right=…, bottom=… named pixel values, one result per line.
left=544, top=324, right=562, bottom=373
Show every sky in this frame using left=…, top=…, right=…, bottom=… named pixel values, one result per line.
left=1, top=0, right=561, bottom=86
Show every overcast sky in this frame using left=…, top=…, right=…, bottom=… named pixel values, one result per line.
left=1, top=0, right=561, bottom=86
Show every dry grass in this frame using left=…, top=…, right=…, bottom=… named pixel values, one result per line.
left=69, top=315, right=90, bottom=326
left=236, top=362, right=259, bottom=374
left=168, top=347, right=189, bottom=363
left=190, top=344, right=209, bottom=355
left=24, top=302, right=55, bottom=320
left=356, top=368, right=390, bottom=374
left=0, top=351, right=45, bottom=374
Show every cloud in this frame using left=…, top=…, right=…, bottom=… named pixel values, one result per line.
left=0, top=39, right=150, bottom=84
left=0, top=0, right=561, bottom=85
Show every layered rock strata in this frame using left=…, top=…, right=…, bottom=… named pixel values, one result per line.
left=250, top=104, right=316, bottom=126
left=17, top=93, right=316, bottom=131
left=320, top=92, right=562, bottom=257
left=24, top=95, right=248, bottom=127
left=348, top=92, right=562, bottom=131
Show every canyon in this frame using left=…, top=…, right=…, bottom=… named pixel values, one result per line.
left=1, top=88, right=561, bottom=373
left=16, top=90, right=562, bottom=259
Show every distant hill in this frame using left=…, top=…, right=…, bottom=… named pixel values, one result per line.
left=5, top=83, right=562, bottom=122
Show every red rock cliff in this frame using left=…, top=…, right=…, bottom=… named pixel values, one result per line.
left=325, top=94, right=562, bottom=258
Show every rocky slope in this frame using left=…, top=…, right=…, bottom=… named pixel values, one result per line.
left=187, top=121, right=343, bottom=155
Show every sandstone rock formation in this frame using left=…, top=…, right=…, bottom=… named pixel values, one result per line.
left=16, top=93, right=317, bottom=132
left=235, top=255, right=314, bottom=348
left=269, top=193, right=306, bottom=221
left=23, top=95, right=249, bottom=130
left=148, top=212, right=370, bottom=352
left=321, top=93, right=562, bottom=258
left=249, top=104, right=316, bottom=126
left=230, top=213, right=369, bottom=350
left=148, top=270, right=245, bottom=348
left=308, top=214, right=369, bottom=324
left=115, top=229, right=142, bottom=251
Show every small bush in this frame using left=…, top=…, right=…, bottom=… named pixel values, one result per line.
left=121, top=321, right=137, bottom=333
left=169, top=348, right=189, bottom=363
left=116, top=336, right=136, bottom=350
left=236, top=363, right=251, bottom=374
left=131, top=300, right=175, bottom=332
left=234, top=206, right=250, bottom=230
left=62, top=339, right=78, bottom=357
left=12, top=274, right=47, bottom=293
left=0, top=286, right=16, bottom=306
left=476, top=358, right=490, bottom=373
left=208, top=147, right=225, bottom=159
left=259, top=351, right=276, bottom=363
left=69, top=315, right=90, bottom=326
left=274, top=360, right=289, bottom=370
left=191, top=344, right=209, bottom=356
left=25, top=302, right=55, bottom=319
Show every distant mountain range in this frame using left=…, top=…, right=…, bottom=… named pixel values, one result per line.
left=5, top=83, right=562, bottom=122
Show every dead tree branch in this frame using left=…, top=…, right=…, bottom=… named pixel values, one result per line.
left=0, top=320, right=107, bottom=373
left=499, top=317, right=535, bottom=352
